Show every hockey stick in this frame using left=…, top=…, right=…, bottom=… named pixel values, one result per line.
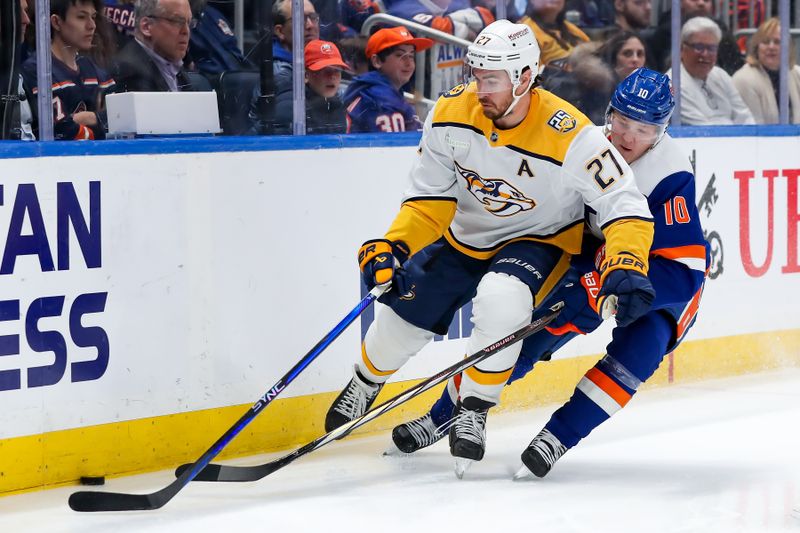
left=68, top=284, right=387, bottom=512
left=173, top=302, right=563, bottom=483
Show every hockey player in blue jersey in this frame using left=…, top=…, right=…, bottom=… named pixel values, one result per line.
left=343, top=26, right=433, bottom=133
left=389, top=68, right=709, bottom=478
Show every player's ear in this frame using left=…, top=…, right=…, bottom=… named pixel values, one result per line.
left=515, top=69, right=532, bottom=96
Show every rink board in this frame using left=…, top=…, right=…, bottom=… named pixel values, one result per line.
left=0, top=127, right=798, bottom=494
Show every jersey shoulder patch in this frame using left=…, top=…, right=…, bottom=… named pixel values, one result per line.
left=546, top=109, right=578, bottom=133
left=442, top=83, right=467, bottom=98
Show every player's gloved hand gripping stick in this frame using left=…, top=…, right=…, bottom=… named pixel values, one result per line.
left=358, top=239, right=411, bottom=294
left=68, top=284, right=388, bottom=512
left=597, top=254, right=655, bottom=326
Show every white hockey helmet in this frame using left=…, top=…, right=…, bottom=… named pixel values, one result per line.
left=464, top=20, right=540, bottom=116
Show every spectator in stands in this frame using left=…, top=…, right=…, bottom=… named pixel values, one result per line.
left=732, top=17, right=800, bottom=124
left=612, top=0, right=650, bottom=32
left=543, top=31, right=646, bottom=124
left=104, top=0, right=136, bottom=49
left=519, top=0, right=590, bottom=67
left=187, top=0, right=252, bottom=77
left=10, top=0, right=35, bottom=140
left=473, top=0, right=522, bottom=24
left=339, top=0, right=381, bottom=37
left=270, top=40, right=349, bottom=134
left=339, top=36, right=370, bottom=75
left=647, top=0, right=743, bottom=75
left=542, top=41, right=615, bottom=124
left=563, top=0, right=615, bottom=29
left=113, top=0, right=196, bottom=92
left=344, top=26, right=432, bottom=132
left=22, top=0, right=117, bottom=140
left=668, top=16, right=753, bottom=125
left=272, top=0, right=321, bottom=77
left=388, top=0, right=494, bottom=41
left=599, top=29, right=647, bottom=80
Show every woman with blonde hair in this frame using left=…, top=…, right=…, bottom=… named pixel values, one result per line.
left=732, top=17, right=800, bottom=124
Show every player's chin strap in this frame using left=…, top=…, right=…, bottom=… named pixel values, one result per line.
left=500, top=75, right=534, bottom=119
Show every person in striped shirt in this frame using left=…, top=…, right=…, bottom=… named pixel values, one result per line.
left=21, top=0, right=116, bottom=140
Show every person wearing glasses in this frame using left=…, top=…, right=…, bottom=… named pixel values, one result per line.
left=647, top=0, right=744, bottom=76
left=343, top=26, right=433, bottom=133
left=112, top=0, right=197, bottom=92
left=271, top=0, right=321, bottom=78
left=668, top=16, right=753, bottom=125
left=21, top=0, right=117, bottom=140
left=732, top=17, right=800, bottom=124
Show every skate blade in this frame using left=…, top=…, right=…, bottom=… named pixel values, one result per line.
left=382, top=442, right=408, bottom=457
left=512, top=463, right=534, bottom=481
left=454, top=457, right=473, bottom=479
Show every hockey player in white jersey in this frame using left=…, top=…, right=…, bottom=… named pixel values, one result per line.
left=389, top=68, right=709, bottom=478
left=325, top=20, right=656, bottom=476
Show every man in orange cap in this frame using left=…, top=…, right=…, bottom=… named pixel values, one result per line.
left=270, top=39, right=350, bottom=134
left=343, top=26, right=433, bottom=133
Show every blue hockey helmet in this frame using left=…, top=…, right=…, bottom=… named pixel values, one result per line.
left=609, top=67, right=675, bottom=126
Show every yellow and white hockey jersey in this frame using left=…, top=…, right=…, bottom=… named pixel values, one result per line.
left=384, top=84, right=654, bottom=277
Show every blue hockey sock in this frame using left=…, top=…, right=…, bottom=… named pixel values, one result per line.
left=430, top=387, right=456, bottom=427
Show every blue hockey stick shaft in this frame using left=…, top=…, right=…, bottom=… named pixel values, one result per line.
left=68, top=284, right=387, bottom=512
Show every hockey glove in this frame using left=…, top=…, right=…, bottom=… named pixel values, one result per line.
left=597, top=268, right=655, bottom=327
left=358, top=239, right=411, bottom=294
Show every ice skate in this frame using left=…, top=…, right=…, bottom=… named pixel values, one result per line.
left=388, top=411, right=452, bottom=455
left=514, top=428, right=567, bottom=480
left=449, top=397, right=491, bottom=478
left=325, top=367, right=383, bottom=432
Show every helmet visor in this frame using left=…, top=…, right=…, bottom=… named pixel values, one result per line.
left=462, top=63, right=514, bottom=95
left=605, top=111, right=664, bottom=145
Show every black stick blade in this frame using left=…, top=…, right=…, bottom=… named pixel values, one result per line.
left=68, top=490, right=162, bottom=512
left=174, top=463, right=223, bottom=481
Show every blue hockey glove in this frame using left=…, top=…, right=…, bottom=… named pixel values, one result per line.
left=597, top=268, right=655, bottom=327
left=358, top=239, right=411, bottom=294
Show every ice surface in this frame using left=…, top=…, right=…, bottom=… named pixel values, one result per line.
left=2, top=369, right=799, bottom=533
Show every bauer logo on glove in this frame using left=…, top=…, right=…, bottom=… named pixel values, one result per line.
left=358, top=239, right=410, bottom=293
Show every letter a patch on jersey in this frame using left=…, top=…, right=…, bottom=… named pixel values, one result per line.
left=517, top=159, right=534, bottom=177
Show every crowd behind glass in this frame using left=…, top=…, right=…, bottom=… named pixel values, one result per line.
left=1, top=0, right=798, bottom=141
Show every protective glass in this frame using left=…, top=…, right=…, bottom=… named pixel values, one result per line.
left=605, top=111, right=663, bottom=144
left=462, top=64, right=513, bottom=95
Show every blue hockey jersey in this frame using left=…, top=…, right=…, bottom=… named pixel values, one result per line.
left=584, top=129, right=708, bottom=338
left=21, top=55, right=116, bottom=140
left=343, top=71, right=421, bottom=133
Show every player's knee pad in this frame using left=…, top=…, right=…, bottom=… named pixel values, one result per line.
left=358, top=306, right=434, bottom=383
left=471, top=272, right=533, bottom=338
left=460, top=273, right=533, bottom=404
